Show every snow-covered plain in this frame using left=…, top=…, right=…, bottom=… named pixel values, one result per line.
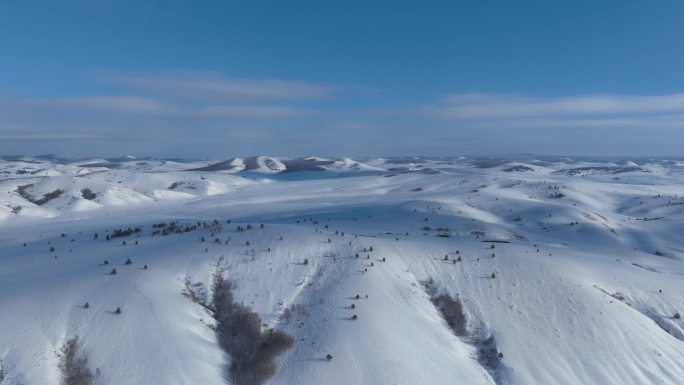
left=1, top=155, right=683, bottom=385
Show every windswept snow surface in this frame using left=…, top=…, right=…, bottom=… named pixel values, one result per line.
left=1, top=155, right=683, bottom=385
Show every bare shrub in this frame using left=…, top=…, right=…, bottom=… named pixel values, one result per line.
left=212, top=271, right=294, bottom=385
left=279, top=303, right=307, bottom=324
left=611, top=292, right=625, bottom=301
left=182, top=277, right=209, bottom=308
left=59, top=336, right=95, bottom=385
left=422, top=279, right=504, bottom=380
left=422, top=278, right=467, bottom=336
left=422, top=277, right=438, bottom=299
left=433, top=294, right=467, bottom=336
left=475, top=334, right=503, bottom=374
left=108, top=226, right=142, bottom=239
left=34, top=189, right=64, bottom=205
left=80, top=189, right=97, bottom=200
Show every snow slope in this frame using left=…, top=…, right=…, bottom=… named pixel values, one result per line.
left=0, top=155, right=683, bottom=385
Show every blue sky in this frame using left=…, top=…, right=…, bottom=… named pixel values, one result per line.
left=1, top=0, right=683, bottom=158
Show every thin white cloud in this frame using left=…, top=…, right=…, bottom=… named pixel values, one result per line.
left=105, top=72, right=336, bottom=101
left=468, top=116, right=684, bottom=130
left=54, top=96, right=172, bottom=113
left=0, top=132, right=103, bottom=140
left=3, top=81, right=684, bottom=157
left=35, top=96, right=173, bottom=114
left=0, top=96, right=314, bottom=121
left=200, top=105, right=314, bottom=118
left=0, top=96, right=174, bottom=116
left=430, top=93, right=684, bottom=119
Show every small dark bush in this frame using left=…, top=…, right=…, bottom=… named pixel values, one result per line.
left=81, top=189, right=97, bottom=200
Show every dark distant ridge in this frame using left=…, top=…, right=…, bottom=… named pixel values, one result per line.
left=281, top=158, right=335, bottom=172
left=186, top=157, right=339, bottom=173
left=187, top=158, right=241, bottom=172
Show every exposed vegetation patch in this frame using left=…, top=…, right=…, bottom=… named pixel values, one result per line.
left=474, top=333, right=504, bottom=379
left=16, top=184, right=33, bottom=201
left=423, top=278, right=467, bottom=336
left=59, top=336, right=96, bottom=385
left=182, top=276, right=209, bottom=308
left=16, top=184, right=64, bottom=205
left=211, top=269, right=294, bottom=385
left=279, top=303, right=308, bottom=324
left=36, top=189, right=65, bottom=205
left=107, top=226, right=142, bottom=240
left=152, top=221, right=198, bottom=236
left=422, top=278, right=505, bottom=383
left=80, top=188, right=97, bottom=200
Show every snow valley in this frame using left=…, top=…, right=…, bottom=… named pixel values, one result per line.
left=1, top=155, right=683, bottom=385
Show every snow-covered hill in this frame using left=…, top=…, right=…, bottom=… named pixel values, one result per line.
left=0, top=155, right=683, bottom=385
